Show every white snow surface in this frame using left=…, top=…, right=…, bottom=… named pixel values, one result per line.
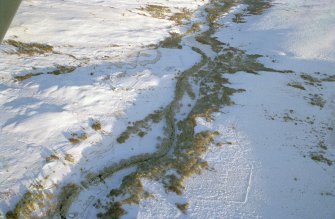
left=0, top=0, right=334, bottom=218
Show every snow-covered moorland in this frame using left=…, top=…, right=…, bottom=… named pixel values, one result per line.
left=0, top=0, right=334, bottom=218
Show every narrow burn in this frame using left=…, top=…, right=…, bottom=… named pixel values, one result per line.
left=6, top=1, right=291, bottom=218
left=95, top=43, right=283, bottom=216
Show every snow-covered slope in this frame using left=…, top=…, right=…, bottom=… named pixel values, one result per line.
left=0, top=0, right=334, bottom=218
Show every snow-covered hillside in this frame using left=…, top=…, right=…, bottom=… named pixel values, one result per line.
left=0, top=0, right=334, bottom=218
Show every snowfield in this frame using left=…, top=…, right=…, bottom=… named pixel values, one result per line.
left=0, top=0, right=334, bottom=218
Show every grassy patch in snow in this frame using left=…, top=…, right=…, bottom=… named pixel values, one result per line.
left=308, top=94, right=326, bottom=108
left=196, top=30, right=225, bottom=52
left=14, top=65, right=77, bottom=81
left=68, top=132, right=88, bottom=144
left=205, top=0, right=237, bottom=25
left=287, top=82, right=306, bottom=90
left=5, top=39, right=54, bottom=56
left=97, top=202, right=126, bottom=219
left=64, top=154, right=75, bottom=163
left=300, top=74, right=322, bottom=86
left=117, top=110, right=164, bottom=144
left=46, top=154, right=60, bottom=163
left=318, top=140, right=327, bottom=150
left=159, top=32, right=183, bottom=49
left=232, top=13, right=246, bottom=23
left=14, top=72, right=43, bottom=81
left=186, top=22, right=202, bottom=34
left=140, top=5, right=194, bottom=26
left=310, top=153, right=333, bottom=166
left=243, top=0, right=272, bottom=15
left=322, top=75, right=335, bottom=82
left=5, top=190, right=54, bottom=219
left=58, top=184, right=81, bottom=219
left=139, top=4, right=171, bottom=19
left=137, top=131, right=147, bottom=138
left=176, top=203, right=189, bottom=214
left=159, top=22, right=203, bottom=49
left=91, top=120, right=102, bottom=131
left=47, top=66, right=76, bottom=76
left=169, top=8, right=193, bottom=25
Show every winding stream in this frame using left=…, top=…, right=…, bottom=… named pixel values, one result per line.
left=6, top=1, right=290, bottom=218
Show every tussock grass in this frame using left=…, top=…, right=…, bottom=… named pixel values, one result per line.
left=311, top=153, right=333, bottom=166
left=5, top=190, right=54, bottom=219
left=159, top=32, right=183, bottom=49
left=323, top=75, right=335, bottom=82
left=300, top=74, right=321, bottom=85
left=5, top=39, right=54, bottom=56
left=232, top=13, right=246, bottom=23
left=186, top=22, right=202, bottom=34
left=140, top=5, right=171, bottom=19
left=46, top=154, right=60, bottom=163
left=169, top=8, right=193, bottom=25
left=176, top=203, right=189, bottom=214
left=97, top=202, right=126, bottom=219
left=288, top=82, right=306, bottom=90
left=14, top=65, right=76, bottom=81
left=48, top=66, right=76, bottom=76
left=309, top=94, right=325, bottom=108
left=91, top=121, right=102, bottom=131
left=205, top=0, right=237, bottom=25
left=64, top=154, right=75, bottom=163
left=243, top=0, right=272, bottom=15
left=14, top=73, right=43, bottom=81
left=68, top=132, right=88, bottom=144
left=117, top=110, right=164, bottom=144
left=58, top=184, right=81, bottom=218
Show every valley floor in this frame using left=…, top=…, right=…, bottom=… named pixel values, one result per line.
left=0, top=0, right=334, bottom=218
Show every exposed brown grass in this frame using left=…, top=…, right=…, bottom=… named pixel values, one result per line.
left=64, top=154, right=75, bottom=163
left=117, top=110, right=163, bottom=144
left=97, top=202, right=126, bottom=219
left=169, top=8, right=193, bottom=25
left=58, top=184, right=81, bottom=218
left=46, top=154, right=60, bottom=163
left=14, top=65, right=76, bottom=82
left=68, top=132, right=88, bottom=144
left=14, top=73, right=43, bottom=81
left=140, top=4, right=171, bottom=19
left=159, top=32, right=183, bottom=49
left=176, top=203, right=189, bottom=214
left=91, top=121, right=102, bottom=131
left=311, top=153, right=333, bottom=166
left=287, top=82, right=306, bottom=90
left=5, top=39, right=54, bottom=56
left=309, top=94, right=326, bottom=108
